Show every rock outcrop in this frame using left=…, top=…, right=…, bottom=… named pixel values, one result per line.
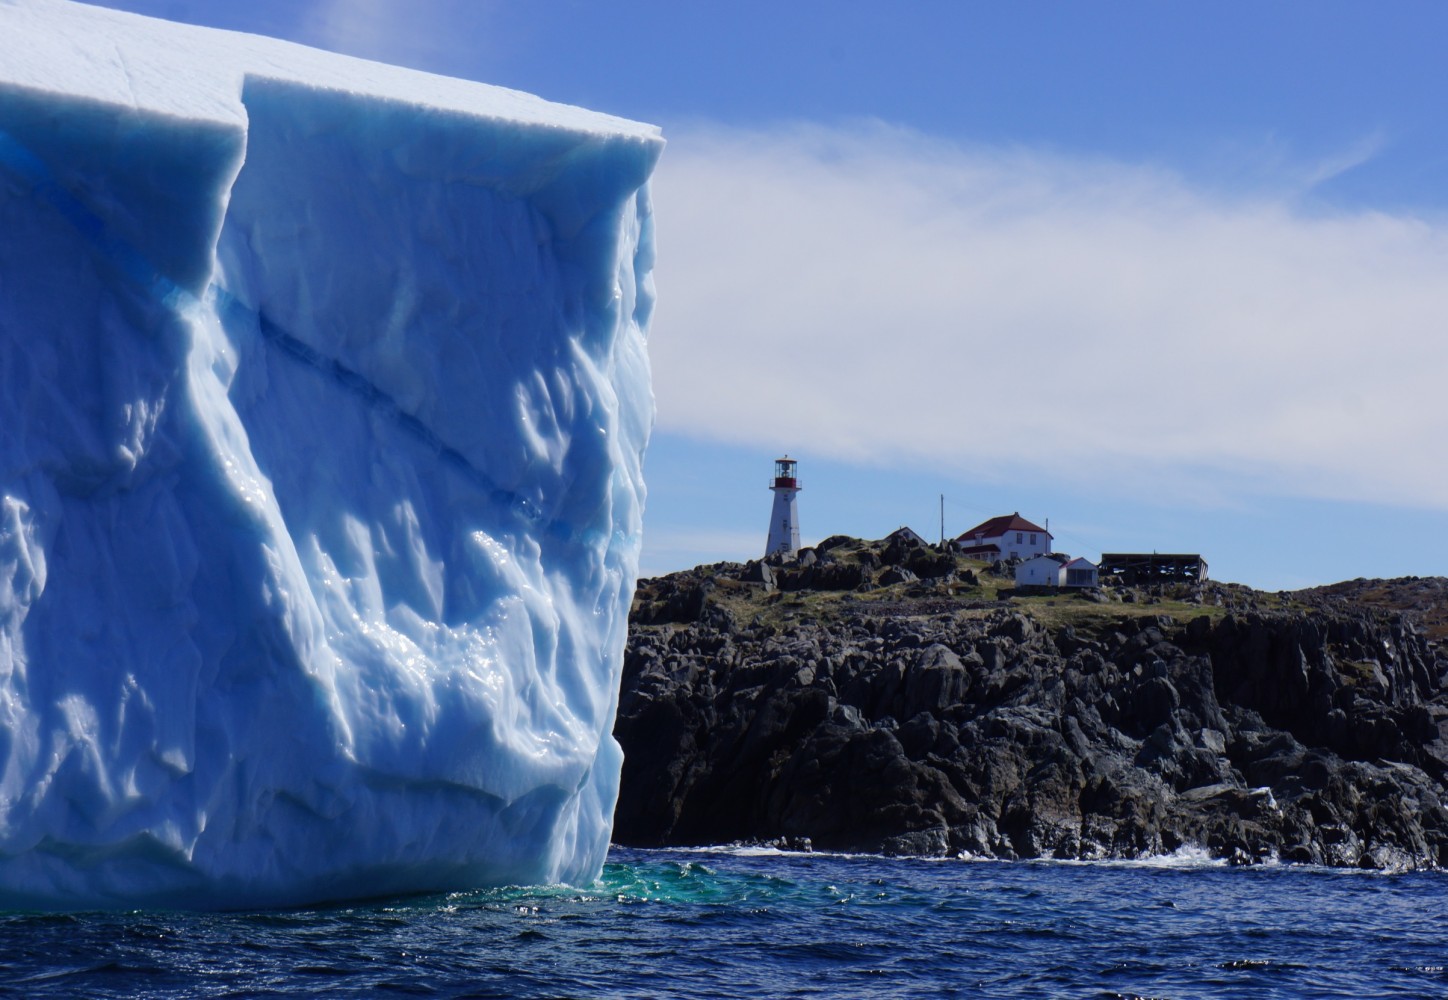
left=614, top=537, right=1448, bottom=869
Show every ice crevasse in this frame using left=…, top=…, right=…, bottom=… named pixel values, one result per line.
left=0, top=0, right=662, bottom=908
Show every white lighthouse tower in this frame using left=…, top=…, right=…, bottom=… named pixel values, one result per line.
left=765, top=456, right=801, bottom=558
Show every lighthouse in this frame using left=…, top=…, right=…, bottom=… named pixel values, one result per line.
left=765, top=456, right=801, bottom=558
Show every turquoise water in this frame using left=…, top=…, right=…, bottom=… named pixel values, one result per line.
left=1, top=848, right=1444, bottom=997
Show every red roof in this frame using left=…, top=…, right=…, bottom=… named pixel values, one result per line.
left=955, top=512, right=1050, bottom=543
left=956, top=543, right=1001, bottom=556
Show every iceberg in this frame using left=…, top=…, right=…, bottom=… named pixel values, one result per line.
left=0, top=0, right=661, bottom=908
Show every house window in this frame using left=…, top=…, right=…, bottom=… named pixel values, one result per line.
left=1016, top=532, right=1022, bottom=543
left=1029, top=533, right=1036, bottom=544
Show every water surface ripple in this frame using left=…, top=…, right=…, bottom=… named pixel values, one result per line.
left=0, top=848, right=1443, bottom=998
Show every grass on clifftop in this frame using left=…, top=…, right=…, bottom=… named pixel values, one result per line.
left=634, top=536, right=1446, bottom=646
left=635, top=538, right=1248, bottom=636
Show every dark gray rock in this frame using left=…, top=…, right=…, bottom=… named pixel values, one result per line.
left=617, top=554, right=1448, bottom=868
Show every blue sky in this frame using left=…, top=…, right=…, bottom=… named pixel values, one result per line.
left=89, top=1, right=1448, bottom=589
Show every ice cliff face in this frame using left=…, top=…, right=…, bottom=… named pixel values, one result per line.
left=0, top=0, right=661, bottom=908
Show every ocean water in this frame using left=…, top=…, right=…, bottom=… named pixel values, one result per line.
left=1, top=847, right=1443, bottom=998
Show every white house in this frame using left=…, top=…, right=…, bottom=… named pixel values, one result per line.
left=1016, top=553, right=1068, bottom=587
left=954, top=512, right=1051, bottom=563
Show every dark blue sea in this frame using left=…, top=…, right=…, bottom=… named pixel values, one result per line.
left=1, top=847, right=1444, bottom=998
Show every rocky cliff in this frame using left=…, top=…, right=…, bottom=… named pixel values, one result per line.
left=613, top=536, right=1448, bottom=868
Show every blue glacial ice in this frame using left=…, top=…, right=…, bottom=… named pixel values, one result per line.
left=0, top=0, right=661, bottom=909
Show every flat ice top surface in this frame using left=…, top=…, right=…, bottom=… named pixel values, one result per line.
left=0, top=0, right=659, bottom=139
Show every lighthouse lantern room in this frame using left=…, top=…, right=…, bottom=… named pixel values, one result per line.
left=766, top=456, right=801, bottom=558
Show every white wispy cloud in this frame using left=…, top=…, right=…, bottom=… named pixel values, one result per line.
left=292, top=0, right=503, bottom=73
left=648, top=121, right=1448, bottom=512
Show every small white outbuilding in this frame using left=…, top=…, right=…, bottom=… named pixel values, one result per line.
left=887, top=526, right=928, bottom=546
left=1015, top=553, right=1100, bottom=588
left=1063, top=557, right=1099, bottom=588
left=1016, top=553, right=1069, bottom=587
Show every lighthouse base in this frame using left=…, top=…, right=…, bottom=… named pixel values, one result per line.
left=766, top=489, right=800, bottom=557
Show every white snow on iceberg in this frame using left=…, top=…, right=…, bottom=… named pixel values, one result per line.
left=0, top=0, right=661, bottom=908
